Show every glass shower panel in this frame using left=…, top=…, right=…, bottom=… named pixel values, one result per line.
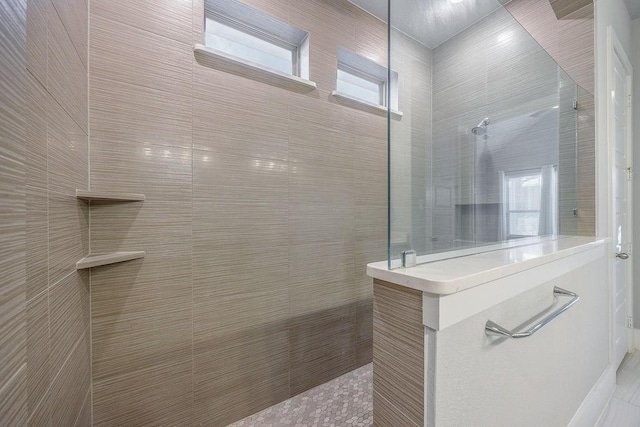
left=388, top=0, right=579, bottom=268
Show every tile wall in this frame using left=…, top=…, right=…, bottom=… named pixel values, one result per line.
left=428, top=2, right=596, bottom=248
left=0, top=0, right=27, bottom=424
left=507, top=0, right=596, bottom=237
left=388, top=30, right=433, bottom=259
left=0, top=0, right=91, bottom=424
left=88, top=0, right=398, bottom=425
left=0, top=0, right=596, bottom=425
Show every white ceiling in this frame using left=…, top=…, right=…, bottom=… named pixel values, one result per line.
left=351, top=0, right=640, bottom=48
left=626, top=0, right=640, bottom=20
left=349, top=0, right=504, bottom=49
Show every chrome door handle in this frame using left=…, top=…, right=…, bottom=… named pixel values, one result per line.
left=485, top=287, right=579, bottom=339
left=617, top=253, right=630, bottom=260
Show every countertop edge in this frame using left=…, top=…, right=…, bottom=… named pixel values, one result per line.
left=367, top=237, right=610, bottom=295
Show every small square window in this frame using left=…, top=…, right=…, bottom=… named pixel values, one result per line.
left=336, top=67, right=385, bottom=106
left=334, top=47, right=399, bottom=113
left=203, top=0, right=310, bottom=80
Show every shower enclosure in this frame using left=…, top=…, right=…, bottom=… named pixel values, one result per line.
left=384, top=0, right=581, bottom=268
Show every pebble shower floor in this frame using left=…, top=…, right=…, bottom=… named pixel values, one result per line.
left=229, top=363, right=373, bottom=426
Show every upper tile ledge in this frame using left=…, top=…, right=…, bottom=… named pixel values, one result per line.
left=194, top=44, right=317, bottom=92
left=331, top=91, right=403, bottom=119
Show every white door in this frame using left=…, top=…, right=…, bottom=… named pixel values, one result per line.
left=608, top=27, right=633, bottom=369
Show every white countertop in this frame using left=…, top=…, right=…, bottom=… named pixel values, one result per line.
left=367, top=236, right=608, bottom=295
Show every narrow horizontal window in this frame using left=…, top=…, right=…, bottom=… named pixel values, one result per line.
left=204, top=0, right=309, bottom=79
left=335, top=47, right=399, bottom=111
left=336, top=67, right=384, bottom=106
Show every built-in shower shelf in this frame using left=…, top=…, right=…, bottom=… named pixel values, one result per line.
left=76, top=190, right=145, bottom=202
left=76, top=251, right=146, bottom=270
left=331, top=91, right=403, bottom=119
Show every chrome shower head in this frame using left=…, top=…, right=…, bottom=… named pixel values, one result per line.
left=471, top=118, right=490, bottom=136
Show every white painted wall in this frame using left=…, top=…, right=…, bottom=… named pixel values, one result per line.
left=595, top=0, right=632, bottom=239
left=632, top=18, right=640, bottom=327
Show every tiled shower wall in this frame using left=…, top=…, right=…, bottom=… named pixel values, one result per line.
left=0, top=0, right=91, bottom=424
left=429, top=1, right=596, bottom=248
left=87, top=0, right=409, bottom=425
left=507, top=0, right=596, bottom=236
left=0, top=0, right=27, bottom=423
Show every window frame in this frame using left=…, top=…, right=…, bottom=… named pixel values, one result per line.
left=203, top=0, right=310, bottom=80
left=337, top=62, right=388, bottom=107
left=335, top=46, right=399, bottom=111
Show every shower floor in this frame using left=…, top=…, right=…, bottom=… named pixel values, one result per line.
left=229, top=363, right=373, bottom=427
left=228, top=351, right=640, bottom=426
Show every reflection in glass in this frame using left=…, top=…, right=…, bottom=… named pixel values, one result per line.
left=380, top=0, right=579, bottom=268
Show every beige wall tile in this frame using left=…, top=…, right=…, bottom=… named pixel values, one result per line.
left=93, top=359, right=193, bottom=427
left=192, top=151, right=288, bottom=296
left=374, top=390, right=420, bottom=427
left=558, top=6, right=594, bottom=94
left=74, top=390, right=91, bottom=427
left=355, top=238, right=386, bottom=276
left=355, top=170, right=386, bottom=211
left=90, top=201, right=191, bottom=256
left=25, top=0, right=49, bottom=86
left=90, top=76, right=192, bottom=149
left=91, top=255, right=192, bottom=381
left=355, top=299, right=373, bottom=366
left=48, top=7, right=87, bottom=131
left=289, top=91, right=356, bottom=168
left=47, top=95, right=87, bottom=196
left=192, top=150, right=288, bottom=205
left=0, top=368, right=28, bottom=426
left=24, top=75, right=48, bottom=190
left=355, top=10, right=387, bottom=65
left=21, top=0, right=91, bottom=424
left=549, top=0, right=592, bottom=19
left=192, top=64, right=289, bottom=160
left=289, top=161, right=355, bottom=207
left=373, top=280, right=424, bottom=426
left=194, top=331, right=289, bottom=426
left=26, top=395, right=50, bottom=426
left=289, top=303, right=357, bottom=395
left=577, top=89, right=596, bottom=235
left=286, top=0, right=358, bottom=91
left=89, top=139, right=192, bottom=202
left=50, top=0, right=87, bottom=66
left=0, top=8, right=28, bottom=407
left=48, top=330, right=90, bottom=427
left=26, top=187, right=47, bottom=299
left=0, top=283, right=27, bottom=421
left=91, top=0, right=192, bottom=44
left=47, top=193, right=88, bottom=285
left=289, top=203, right=354, bottom=246
left=289, top=241, right=356, bottom=317
left=88, top=0, right=391, bottom=424
left=194, top=287, right=289, bottom=350
left=90, top=15, right=192, bottom=94
left=506, top=0, right=594, bottom=94
left=49, top=270, right=89, bottom=374
left=26, top=291, right=49, bottom=418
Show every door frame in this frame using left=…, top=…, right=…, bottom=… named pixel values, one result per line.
left=606, top=25, right=634, bottom=362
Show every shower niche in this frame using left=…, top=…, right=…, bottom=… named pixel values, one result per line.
left=350, top=0, right=587, bottom=268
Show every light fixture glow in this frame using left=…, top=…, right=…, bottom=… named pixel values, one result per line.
left=450, top=0, right=464, bottom=3
left=497, top=31, right=513, bottom=43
